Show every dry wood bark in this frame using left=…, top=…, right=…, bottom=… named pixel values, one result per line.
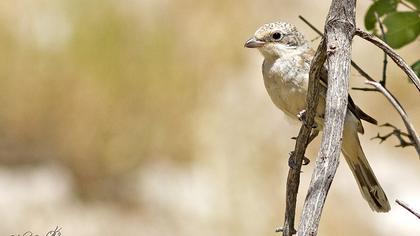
left=297, top=0, right=356, bottom=235
left=281, top=39, right=327, bottom=236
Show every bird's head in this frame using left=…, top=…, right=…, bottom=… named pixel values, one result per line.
left=244, top=22, right=308, bottom=59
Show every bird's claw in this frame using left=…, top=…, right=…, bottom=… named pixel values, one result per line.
left=302, top=156, right=310, bottom=165
left=288, top=151, right=310, bottom=170
left=297, top=110, right=318, bottom=129
left=297, top=110, right=306, bottom=121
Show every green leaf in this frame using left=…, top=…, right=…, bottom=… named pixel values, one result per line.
left=412, top=60, right=420, bottom=78
left=383, top=12, right=420, bottom=48
left=364, top=0, right=398, bottom=30
left=404, top=0, right=420, bottom=9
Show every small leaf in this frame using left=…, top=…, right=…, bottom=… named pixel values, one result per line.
left=383, top=12, right=420, bottom=48
left=364, top=0, right=398, bottom=30
left=404, top=0, right=420, bottom=9
left=412, top=60, right=420, bottom=78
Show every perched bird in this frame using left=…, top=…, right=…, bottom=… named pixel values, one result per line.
left=244, top=22, right=390, bottom=212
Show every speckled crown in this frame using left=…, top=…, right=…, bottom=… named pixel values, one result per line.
left=255, top=22, right=307, bottom=46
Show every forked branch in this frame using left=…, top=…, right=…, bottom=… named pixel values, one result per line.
left=355, top=29, right=420, bottom=92
left=365, top=81, right=420, bottom=155
left=300, top=16, right=420, bottom=155
left=372, top=123, right=414, bottom=148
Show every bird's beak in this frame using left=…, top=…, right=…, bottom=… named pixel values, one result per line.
left=244, top=37, right=265, bottom=48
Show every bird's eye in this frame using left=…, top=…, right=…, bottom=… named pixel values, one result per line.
left=272, top=32, right=282, bottom=40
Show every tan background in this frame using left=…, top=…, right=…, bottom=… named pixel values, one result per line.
left=0, top=0, right=419, bottom=235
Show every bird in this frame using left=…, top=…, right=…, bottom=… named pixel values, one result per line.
left=244, top=21, right=390, bottom=212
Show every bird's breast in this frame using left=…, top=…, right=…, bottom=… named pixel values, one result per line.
left=262, top=58, right=309, bottom=119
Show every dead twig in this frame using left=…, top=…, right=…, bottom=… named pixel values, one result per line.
left=372, top=123, right=414, bottom=148
left=365, top=81, right=420, bottom=156
left=374, top=12, right=388, bottom=86
left=400, top=0, right=418, bottom=11
left=352, top=87, right=378, bottom=92
left=396, top=199, right=420, bottom=220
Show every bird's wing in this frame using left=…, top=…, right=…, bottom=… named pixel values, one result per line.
left=303, top=48, right=377, bottom=133
left=318, top=64, right=377, bottom=134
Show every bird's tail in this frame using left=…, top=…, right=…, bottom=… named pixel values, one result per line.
left=342, top=117, right=391, bottom=212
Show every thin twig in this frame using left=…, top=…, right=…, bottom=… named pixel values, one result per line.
left=396, top=199, right=420, bottom=219
left=299, top=16, right=323, bottom=36
left=352, top=87, right=378, bottom=92
left=400, top=0, right=418, bottom=11
left=365, top=81, right=420, bottom=156
left=350, top=61, right=375, bottom=82
left=374, top=12, right=388, bottom=86
left=372, top=123, right=414, bottom=147
left=355, top=29, right=420, bottom=92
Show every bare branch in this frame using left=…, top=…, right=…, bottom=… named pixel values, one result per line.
left=365, top=81, right=420, bottom=156
left=297, top=0, right=356, bottom=234
left=349, top=61, right=375, bottom=82
left=400, top=0, right=418, bottom=11
left=281, top=39, right=327, bottom=236
left=372, top=123, right=415, bottom=148
left=396, top=199, right=420, bottom=220
left=374, top=12, right=388, bottom=86
left=352, top=87, right=378, bottom=92
left=355, top=29, right=420, bottom=92
left=299, top=16, right=323, bottom=36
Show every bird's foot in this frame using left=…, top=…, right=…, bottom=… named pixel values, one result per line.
left=288, top=151, right=310, bottom=170
left=297, top=110, right=318, bottom=129
left=297, top=110, right=306, bottom=121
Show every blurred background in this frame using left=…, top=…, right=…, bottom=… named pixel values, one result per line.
left=0, top=0, right=419, bottom=235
